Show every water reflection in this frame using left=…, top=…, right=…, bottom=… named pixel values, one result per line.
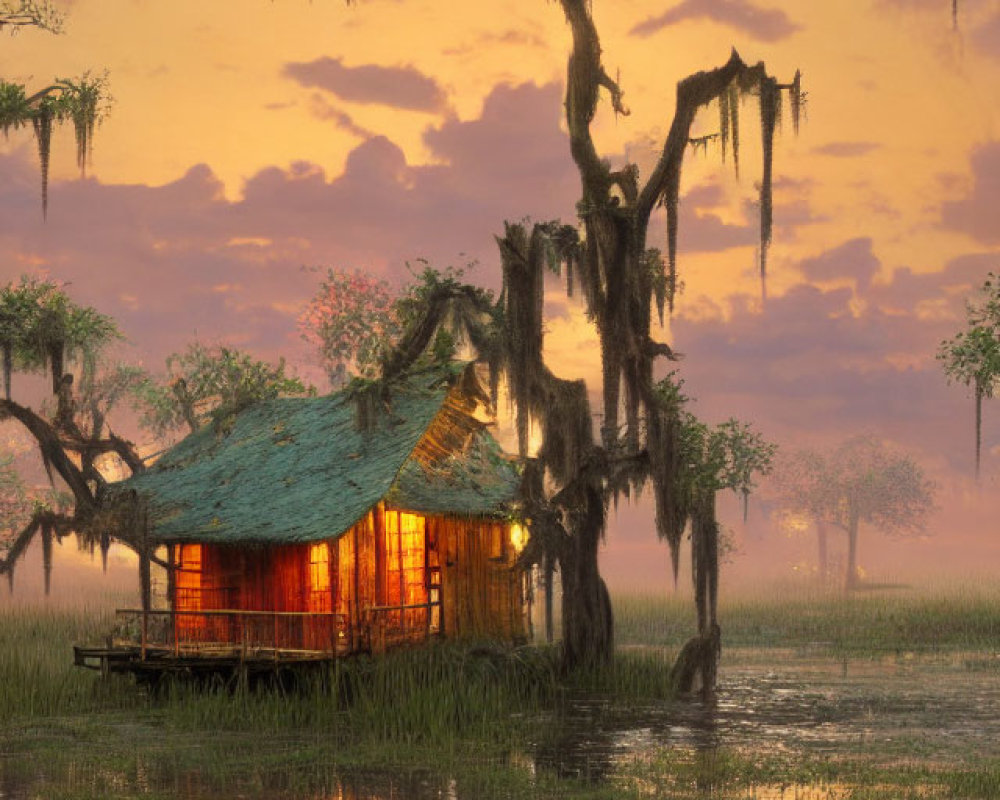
left=0, top=766, right=450, bottom=800
left=529, top=649, right=1000, bottom=791
left=3, top=651, right=997, bottom=799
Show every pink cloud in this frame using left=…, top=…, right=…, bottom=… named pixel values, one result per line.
left=630, top=0, right=801, bottom=42
left=940, top=142, right=1000, bottom=244
left=282, top=57, right=448, bottom=113
left=798, top=237, right=880, bottom=292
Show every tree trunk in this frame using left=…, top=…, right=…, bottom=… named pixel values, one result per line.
left=975, top=384, right=983, bottom=481
left=2, top=343, right=11, bottom=401
left=845, top=515, right=860, bottom=592
left=41, top=523, right=53, bottom=597
left=671, top=489, right=721, bottom=699
left=559, top=487, right=613, bottom=669
left=49, top=340, right=64, bottom=395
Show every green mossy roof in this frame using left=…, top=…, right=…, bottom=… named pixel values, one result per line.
left=115, top=371, right=520, bottom=545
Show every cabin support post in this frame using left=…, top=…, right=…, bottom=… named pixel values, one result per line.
left=328, top=537, right=338, bottom=653
left=139, top=548, right=150, bottom=661
left=543, top=556, right=555, bottom=644
left=167, top=544, right=179, bottom=656
left=138, top=498, right=151, bottom=661
left=352, top=522, right=361, bottom=652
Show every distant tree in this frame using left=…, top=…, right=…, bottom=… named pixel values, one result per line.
left=137, top=342, right=313, bottom=438
left=938, top=273, right=1000, bottom=480
left=770, top=449, right=835, bottom=582
left=1, top=1, right=111, bottom=215
left=773, top=436, right=935, bottom=592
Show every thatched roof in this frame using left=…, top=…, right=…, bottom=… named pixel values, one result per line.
left=113, top=368, right=520, bottom=546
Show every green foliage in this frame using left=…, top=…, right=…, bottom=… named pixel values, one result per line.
left=0, top=0, right=63, bottom=33
left=0, top=8, right=107, bottom=208
left=396, top=260, right=493, bottom=332
left=137, top=342, right=313, bottom=437
left=73, top=361, right=153, bottom=438
left=655, top=373, right=775, bottom=498
left=939, top=273, right=1000, bottom=477
left=0, top=275, right=121, bottom=393
left=0, top=452, right=30, bottom=539
left=0, top=4, right=111, bottom=213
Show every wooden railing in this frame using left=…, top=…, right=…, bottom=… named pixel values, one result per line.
left=114, top=609, right=350, bottom=659
left=364, top=600, right=441, bottom=654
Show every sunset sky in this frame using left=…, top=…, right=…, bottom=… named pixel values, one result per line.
left=2, top=0, right=999, bottom=595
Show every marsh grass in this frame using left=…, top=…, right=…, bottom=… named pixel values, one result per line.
left=615, top=580, right=1000, bottom=656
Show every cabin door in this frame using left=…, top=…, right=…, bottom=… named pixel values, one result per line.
left=382, top=510, right=434, bottom=637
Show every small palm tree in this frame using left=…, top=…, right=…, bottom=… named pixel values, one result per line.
left=938, top=274, right=1000, bottom=480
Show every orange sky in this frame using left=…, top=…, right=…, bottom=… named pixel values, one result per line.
left=2, top=0, right=1000, bottom=595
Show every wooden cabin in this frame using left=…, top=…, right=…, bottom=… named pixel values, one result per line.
left=96, top=368, right=528, bottom=666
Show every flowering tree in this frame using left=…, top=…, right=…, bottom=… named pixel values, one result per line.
left=298, top=269, right=401, bottom=388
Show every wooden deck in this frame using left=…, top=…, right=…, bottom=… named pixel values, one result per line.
left=73, top=602, right=442, bottom=684
left=73, top=642, right=339, bottom=685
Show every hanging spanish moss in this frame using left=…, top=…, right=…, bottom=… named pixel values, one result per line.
left=719, top=87, right=730, bottom=163
left=31, top=104, right=53, bottom=218
left=729, top=83, right=741, bottom=178
left=65, top=74, right=106, bottom=175
left=3, top=73, right=109, bottom=215
left=789, top=70, right=803, bottom=136
left=547, top=3, right=796, bottom=679
left=758, top=76, right=780, bottom=298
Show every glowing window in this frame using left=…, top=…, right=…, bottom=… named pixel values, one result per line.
left=308, top=542, right=332, bottom=613
left=174, top=543, right=202, bottom=612
left=510, top=523, right=528, bottom=554
left=309, top=543, right=330, bottom=592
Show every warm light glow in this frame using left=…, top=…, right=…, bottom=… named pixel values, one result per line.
left=175, top=543, right=202, bottom=610
left=309, top=542, right=330, bottom=593
left=776, top=510, right=812, bottom=538
left=385, top=510, right=427, bottom=608
left=510, top=523, right=528, bottom=554
left=308, top=541, right=332, bottom=613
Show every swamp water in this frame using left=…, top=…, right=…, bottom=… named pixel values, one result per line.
left=2, top=648, right=998, bottom=799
